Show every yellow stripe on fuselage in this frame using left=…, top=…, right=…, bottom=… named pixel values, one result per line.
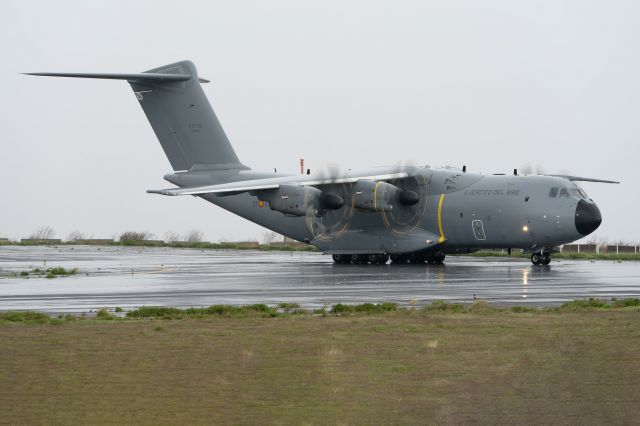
left=373, top=181, right=382, bottom=210
left=437, top=193, right=446, bottom=243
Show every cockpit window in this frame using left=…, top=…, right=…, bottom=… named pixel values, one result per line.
left=549, top=187, right=558, bottom=198
left=567, top=186, right=589, bottom=199
left=559, top=188, right=570, bottom=198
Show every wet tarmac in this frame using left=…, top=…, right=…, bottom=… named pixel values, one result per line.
left=0, top=245, right=639, bottom=313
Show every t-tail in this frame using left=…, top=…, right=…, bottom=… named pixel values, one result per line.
left=25, top=60, right=246, bottom=172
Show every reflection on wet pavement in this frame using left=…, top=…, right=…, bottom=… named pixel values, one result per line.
left=0, top=245, right=638, bottom=313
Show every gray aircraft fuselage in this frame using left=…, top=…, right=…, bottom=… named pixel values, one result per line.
left=164, top=165, right=600, bottom=255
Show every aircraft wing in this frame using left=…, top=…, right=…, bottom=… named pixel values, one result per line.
left=549, top=175, right=620, bottom=184
left=147, top=172, right=410, bottom=196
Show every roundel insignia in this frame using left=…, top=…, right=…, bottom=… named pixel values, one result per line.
left=258, top=200, right=265, bottom=208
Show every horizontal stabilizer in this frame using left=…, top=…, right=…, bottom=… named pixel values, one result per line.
left=550, top=175, right=620, bottom=184
left=147, top=172, right=410, bottom=196
left=23, top=72, right=192, bottom=83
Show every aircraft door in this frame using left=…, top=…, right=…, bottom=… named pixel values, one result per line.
left=472, top=220, right=486, bottom=240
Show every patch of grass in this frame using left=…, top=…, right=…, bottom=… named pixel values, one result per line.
left=43, top=267, right=78, bottom=279
left=331, top=302, right=398, bottom=314
left=560, top=298, right=611, bottom=309
left=612, top=298, right=640, bottom=308
left=2, top=307, right=640, bottom=424
left=560, top=298, right=640, bottom=310
left=422, top=300, right=465, bottom=312
left=126, top=304, right=281, bottom=319
left=0, top=311, right=50, bottom=323
left=510, top=305, right=536, bottom=313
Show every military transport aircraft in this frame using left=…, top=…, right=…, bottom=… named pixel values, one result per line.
left=26, top=61, right=619, bottom=265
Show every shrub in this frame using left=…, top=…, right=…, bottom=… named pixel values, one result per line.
left=96, top=308, right=116, bottom=320
left=119, top=231, right=154, bottom=242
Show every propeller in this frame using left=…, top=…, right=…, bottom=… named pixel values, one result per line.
left=303, top=164, right=355, bottom=240
left=378, top=160, right=428, bottom=234
left=519, top=163, right=547, bottom=176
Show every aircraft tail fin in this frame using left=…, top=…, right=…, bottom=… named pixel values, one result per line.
left=25, top=61, right=245, bottom=172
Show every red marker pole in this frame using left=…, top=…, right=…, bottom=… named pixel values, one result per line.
left=300, top=158, right=304, bottom=175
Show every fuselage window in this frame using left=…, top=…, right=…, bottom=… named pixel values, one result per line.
left=559, top=188, right=570, bottom=198
left=549, top=187, right=558, bottom=197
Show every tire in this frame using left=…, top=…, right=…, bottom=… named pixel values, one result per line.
left=370, top=253, right=389, bottom=265
left=541, top=254, right=551, bottom=265
left=531, top=253, right=542, bottom=265
left=351, top=254, right=369, bottom=264
left=332, top=254, right=350, bottom=264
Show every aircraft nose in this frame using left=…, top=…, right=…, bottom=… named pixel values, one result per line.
left=575, top=199, right=602, bottom=236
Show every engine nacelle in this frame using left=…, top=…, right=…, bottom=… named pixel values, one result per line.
left=257, top=185, right=322, bottom=216
left=353, top=180, right=420, bottom=211
left=353, top=181, right=399, bottom=211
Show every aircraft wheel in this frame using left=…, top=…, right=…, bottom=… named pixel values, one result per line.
left=351, top=254, right=369, bottom=264
left=390, top=254, right=407, bottom=264
left=332, top=254, right=351, bottom=264
left=541, top=253, right=551, bottom=265
left=369, top=253, right=389, bottom=265
left=530, top=253, right=542, bottom=265
left=410, top=253, right=426, bottom=264
left=434, top=252, right=446, bottom=264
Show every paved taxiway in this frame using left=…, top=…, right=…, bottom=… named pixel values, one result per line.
left=0, top=245, right=639, bottom=313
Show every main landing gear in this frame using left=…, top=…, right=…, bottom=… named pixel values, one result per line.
left=530, top=251, right=551, bottom=266
left=332, top=252, right=445, bottom=265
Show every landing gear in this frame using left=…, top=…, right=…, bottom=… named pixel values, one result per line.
left=390, top=254, right=409, bottom=264
left=531, top=251, right=551, bottom=265
left=332, top=251, right=444, bottom=265
left=369, top=253, right=390, bottom=265
left=390, top=252, right=445, bottom=265
left=332, top=253, right=390, bottom=264
left=351, top=254, right=369, bottom=264
left=424, top=252, right=446, bottom=264
left=332, top=254, right=351, bottom=264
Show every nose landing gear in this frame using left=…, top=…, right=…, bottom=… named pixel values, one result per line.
left=531, top=251, right=551, bottom=265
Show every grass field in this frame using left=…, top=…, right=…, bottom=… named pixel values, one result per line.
left=1, top=303, right=640, bottom=424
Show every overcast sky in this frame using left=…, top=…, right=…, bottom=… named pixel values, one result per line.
left=1, top=0, right=638, bottom=243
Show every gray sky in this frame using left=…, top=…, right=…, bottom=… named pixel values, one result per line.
left=1, top=0, right=638, bottom=243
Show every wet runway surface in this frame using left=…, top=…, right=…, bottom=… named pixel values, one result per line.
left=1, top=245, right=639, bottom=313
